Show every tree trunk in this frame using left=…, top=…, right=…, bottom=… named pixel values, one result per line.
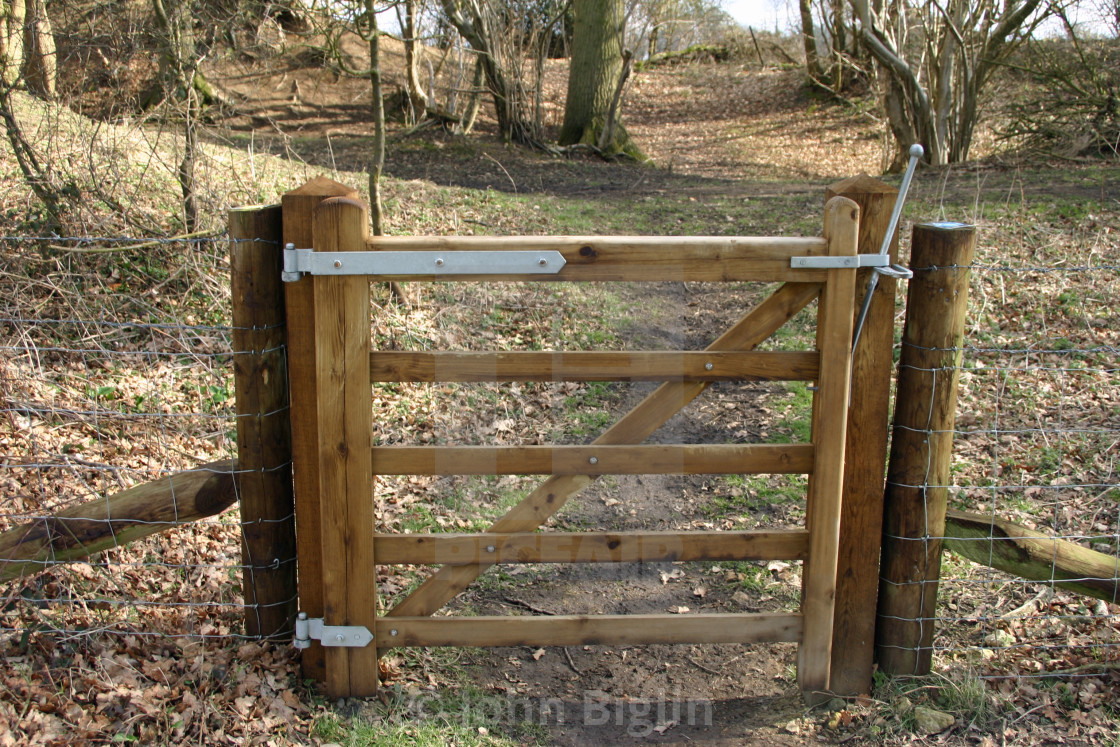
left=437, top=0, right=536, bottom=143
left=458, top=55, right=484, bottom=134
left=366, top=2, right=408, bottom=305
left=850, top=0, right=1047, bottom=168
left=366, top=0, right=385, bottom=236
left=799, top=0, right=822, bottom=81
left=402, top=0, right=428, bottom=123
left=21, top=0, right=54, bottom=98
left=0, top=1, right=26, bottom=88
left=559, top=0, right=643, bottom=158
left=151, top=0, right=201, bottom=228
left=179, top=88, right=199, bottom=230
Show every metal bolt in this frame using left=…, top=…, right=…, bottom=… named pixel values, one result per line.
left=335, top=634, right=345, bottom=642
left=705, top=362, right=714, bottom=371
left=435, top=258, right=445, bottom=267
left=333, top=260, right=343, bottom=269
left=390, top=629, right=398, bottom=637
left=486, top=545, right=496, bottom=553
left=538, top=258, right=547, bottom=266
left=589, top=456, right=598, bottom=465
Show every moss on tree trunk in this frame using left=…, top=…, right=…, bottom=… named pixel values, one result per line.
left=558, top=0, right=645, bottom=160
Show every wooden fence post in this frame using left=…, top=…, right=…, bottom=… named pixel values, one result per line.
left=824, top=175, right=899, bottom=696
left=282, top=178, right=360, bottom=681
left=876, top=222, right=976, bottom=675
left=312, top=196, right=379, bottom=697
left=230, top=204, right=298, bottom=639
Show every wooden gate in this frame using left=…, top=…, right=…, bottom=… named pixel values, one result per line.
left=284, top=189, right=861, bottom=703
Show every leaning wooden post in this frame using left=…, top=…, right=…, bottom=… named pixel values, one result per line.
left=230, top=204, right=298, bottom=639
left=282, top=177, right=360, bottom=681
left=824, top=175, right=899, bottom=696
left=312, top=196, right=379, bottom=697
left=876, top=222, right=976, bottom=675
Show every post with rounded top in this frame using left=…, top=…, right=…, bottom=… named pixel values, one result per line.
left=876, top=222, right=976, bottom=675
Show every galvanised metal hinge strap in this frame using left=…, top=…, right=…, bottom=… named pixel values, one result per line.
left=282, top=244, right=566, bottom=281
left=292, top=611, right=373, bottom=649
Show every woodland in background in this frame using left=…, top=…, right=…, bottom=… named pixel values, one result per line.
left=0, top=0, right=1117, bottom=234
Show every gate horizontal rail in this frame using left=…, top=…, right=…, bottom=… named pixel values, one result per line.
left=315, top=234, right=833, bottom=283
left=373, top=529, right=809, bottom=565
left=371, top=444, right=814, bottom=475
left=370, top=350, right=819, bottom=382
left=377, top=613, right=804, bottom=648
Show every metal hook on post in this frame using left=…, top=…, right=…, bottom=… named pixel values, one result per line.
left=850, top=144, right=924, bottom=353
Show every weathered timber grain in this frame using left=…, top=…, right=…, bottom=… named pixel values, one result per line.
left=375, top=530, right=809, bottom=565
left=312, top=196, right=379, bottom=697
left=876, top=222, right=976, bottom=676
left=945, top=509, right=1120, bottom=604
left=378, top=613, right=803, bottom=648
left=359, top=235, right=829, bottom=282
left=372, top=444, right=813, bottom=475
left=230, top=204, right=298, bottom=640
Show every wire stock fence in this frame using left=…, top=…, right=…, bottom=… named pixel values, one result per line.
left=0, top=229, right=1116, bottom=689
left=882, top=257, right=1120, bottom=685
left=0, top=231, right=292, bottom=647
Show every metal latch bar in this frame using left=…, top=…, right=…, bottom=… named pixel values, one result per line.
left=282, top=244, right=566, bottom=281
left=790, top=254, right=892, bottom=270
left=293, top=611, right=373, bottom=649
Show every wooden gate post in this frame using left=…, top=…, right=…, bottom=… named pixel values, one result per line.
left=230, top=204, right=298, bottom=639
left=876, top=222, right=976, bottom=675
left=282, top=178, right=360, bottom=681
left=311, top=196, right=379, bottom=697
left=824, top=175, right=899, bottom=696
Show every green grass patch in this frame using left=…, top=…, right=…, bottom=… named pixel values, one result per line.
left=311, top=685, right=549, bottom=746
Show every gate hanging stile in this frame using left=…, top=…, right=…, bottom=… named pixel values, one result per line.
left=285, top=193, right=861, bottom=702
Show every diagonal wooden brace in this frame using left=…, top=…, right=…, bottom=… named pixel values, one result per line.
left=388, top=281, right=822, bottom=619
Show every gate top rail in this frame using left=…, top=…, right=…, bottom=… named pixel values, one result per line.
left=284, top=234, right=832, bottom=283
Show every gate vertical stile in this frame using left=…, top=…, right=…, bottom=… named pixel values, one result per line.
left=282, top=177, right=360, bottom=683
left=311, top=196, right=380, bottom=697
left=798, top=197, right=860, bottom=701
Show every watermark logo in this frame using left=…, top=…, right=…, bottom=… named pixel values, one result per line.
left=406, top=689, right=713, bottom=738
